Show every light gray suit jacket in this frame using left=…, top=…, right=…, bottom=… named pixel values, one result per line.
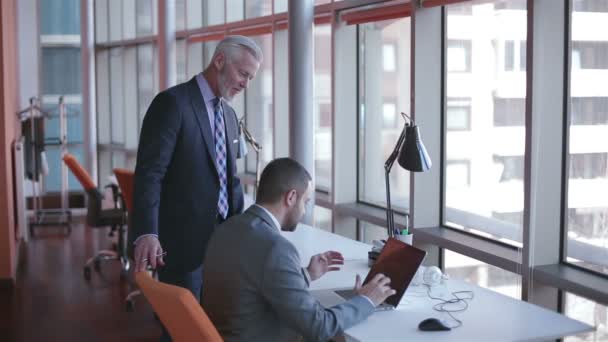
left=202, top=205, right=375, bottom=342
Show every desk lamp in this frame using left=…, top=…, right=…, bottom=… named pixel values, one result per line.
left=384, top=112, right=431, bottom=238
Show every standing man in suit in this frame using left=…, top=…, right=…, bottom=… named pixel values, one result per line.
left=132, top=36, right=262, bottom=304
left=203, top=158, right=396, bottom=342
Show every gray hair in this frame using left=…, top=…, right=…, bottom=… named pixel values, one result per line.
left=212, top=35, right=263, bottom=64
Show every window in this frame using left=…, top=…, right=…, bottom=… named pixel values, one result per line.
left=360, top=221, right=389, bottom=245
left=504, top=40, right=526, bottom=72
left=186, top=0, right=225, bottom=28
left=227, top=0, right=245, bottom=22
left=569, top=153, right=607, bottom=179
left=445, top=0, right=527, bottom=246
left=493, top=155, right=524, bottom=182
left=314, top=206, right=333, bottom=232
left=315, top=24, right=333, bottom=191
left=444, top=249, right=522, bottom=299
left=573, top=0, right=608, bottom=12
left=495, top=2, right=527, bottom=10
left=359, top=18, right=411, bottom=210
left=39, top=1, right=83, bottom=193
left=446, top=160, right=471, bottom=188
left=136, top=0, right=156, bottom=36
left=41, top=48, right=82, bottom=95
left=246, top=0, right=272, bottom=18
left=245, top=34, right=273, bottom=173
left=571, top=97, right=608, bottom=125
left=447, top=97, right=471, bottom=131
left=382, top=103, right=398, bottom=129
left=572, top=42, right=608, bottom=69
left=40, top=0, right=80, bottom=35
left=564, top=292, right=608, bottom=342
left=382, top=44, right=397, bottom=72
left=493, top=98, right=525, bottom=126
left=566, top=1, right=608, bottom=276
left=447, top=40, right=472, bottom=72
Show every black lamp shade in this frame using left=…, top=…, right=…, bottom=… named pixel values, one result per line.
left=398, top=125, right=432, bottom=172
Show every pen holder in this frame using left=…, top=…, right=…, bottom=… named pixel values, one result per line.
left=395, top=233, right=413, bottom=245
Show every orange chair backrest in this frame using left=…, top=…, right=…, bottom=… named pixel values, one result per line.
left=113, top=168, right=134, bottom=212
left=62, top=153, right=96, bottom=191
left=135, top=272, right=223, bottom=342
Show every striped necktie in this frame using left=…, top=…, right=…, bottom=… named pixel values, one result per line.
left=213, top=97, right=229, bottom=219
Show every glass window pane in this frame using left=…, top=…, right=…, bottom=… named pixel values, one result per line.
left=245, top=0, right=271, bottom=18
left=136, top=0, right=156, bottom=37
left=245, top=34, right=273, bottom=173
left=123, top=0, right=136, bottom=40
left=566, top=1, right=608, bottom=275
left=176, top=39, right=187, bottom=83
left=359, top=18, right=411, bottom=210
left=315, top=24, right=332, bottom=191
left=109, top=0, right=123, bottom=41
left=564, top=292, right=608, bottom=342
left=98, top=149, right=112, bottom=188
left=138, top=44, right=157, bottom=128
left=41, top=47, right=82, bottom=95
left=40, top=0, right=80, bottom=35
left=227, top=0, right=244, bottom=22
left=176, top=0, right=186, bottom=31
left=95, top=0, right=108, bottom=43
left=314, top=206, right=332, bottom=232
left=97, top=50, right=111, bottom=145
left=41, top=99, right=83, bottom=145
left=360, top=221, right=388, bottom=245
left=275, top=0, right=287, bottom=13
left=444, top=249, right=521, bottom=299
left=44, top=145, right=84, bottom=192
left=187, top=0, right=225, bottom=28
left=124, top=48, right=139, bottom=150
left=110, top=48, right=125, bottom=144
left=187, top=42, right=204, bottom=78
left=444, top=0, right=527, bottom=246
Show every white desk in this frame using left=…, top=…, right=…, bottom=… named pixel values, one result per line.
left=283, top=225, right=594, bottom=342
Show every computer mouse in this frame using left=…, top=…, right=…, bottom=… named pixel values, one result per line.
left=418, top=318, right=452, bottom=331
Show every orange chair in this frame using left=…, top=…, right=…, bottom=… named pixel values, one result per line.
left=62, top=153, right=129, bottom=280
left=113, top=168, right=140, bottom=311
left=135, top=272, right=223, bottom=342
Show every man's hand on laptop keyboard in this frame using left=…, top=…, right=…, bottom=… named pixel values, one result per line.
left=354, top=273, right=396, bottom=307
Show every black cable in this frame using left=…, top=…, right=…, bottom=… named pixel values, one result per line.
left=424, top=284, right=474, bottom=329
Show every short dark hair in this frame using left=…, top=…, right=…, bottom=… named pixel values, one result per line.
left=256, top=158, right=312, bottom=204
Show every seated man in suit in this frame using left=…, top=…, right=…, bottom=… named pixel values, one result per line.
left=203, top=158, right=395, bottom=342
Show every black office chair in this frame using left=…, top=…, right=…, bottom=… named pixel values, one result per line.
left=63, top=153, right=129, bottom=280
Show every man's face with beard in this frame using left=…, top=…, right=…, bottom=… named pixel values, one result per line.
left=216, top=48, right=260, bottom=102
left=282, top=181, right=312, bottom=232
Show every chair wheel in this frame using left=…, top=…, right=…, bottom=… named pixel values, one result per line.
left=93, top=259, right=101, bottom=272
left=126, top=299, right=135, bottom=312
left=84, top=266, right=92, bottom=281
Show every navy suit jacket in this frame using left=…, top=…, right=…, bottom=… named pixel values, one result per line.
left=132, top=76, right=244, bottom=273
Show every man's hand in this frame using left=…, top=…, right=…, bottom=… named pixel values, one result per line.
left=306, top=250, right=344, bottom=281
left=354, top=273, right=396, bottom=307
left=134, top=235, right=165, bottom=272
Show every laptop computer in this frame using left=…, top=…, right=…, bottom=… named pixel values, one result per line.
left=330, top=238, right=427, bottom=311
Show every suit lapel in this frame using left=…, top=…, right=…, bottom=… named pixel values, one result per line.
left=187, top=77, right=218, bottom=176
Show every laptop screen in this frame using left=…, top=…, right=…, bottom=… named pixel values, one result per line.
left=363, top=237, right=427, bottom=307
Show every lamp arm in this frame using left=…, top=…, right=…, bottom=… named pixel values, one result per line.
left=384, top=122, right=408, bottom=238
left=238, top=119, right=262, bottom=152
